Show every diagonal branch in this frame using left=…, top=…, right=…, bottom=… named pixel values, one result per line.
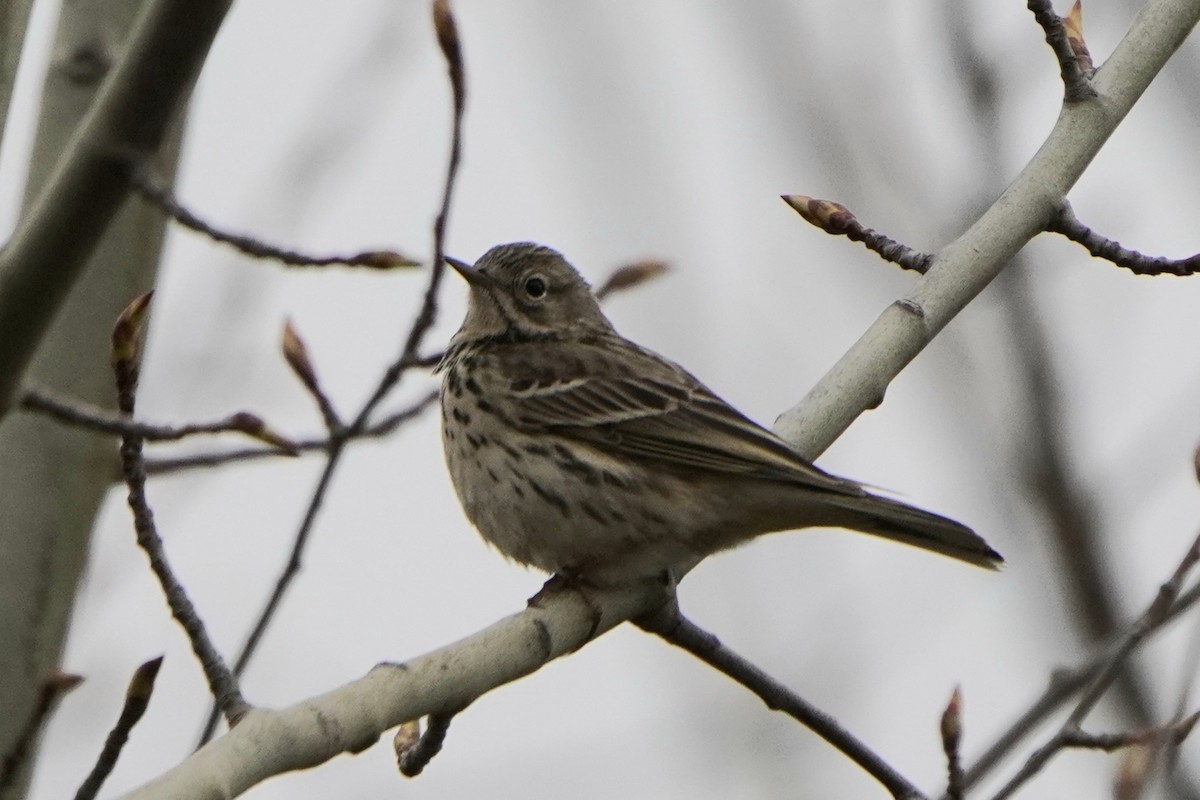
left=118, top=579, right=668, bottom=800
left=112, top=295, right=248, bottom=727
left=637, top=600, right=927, bottom=800
left=773, top=0, right=1200, bottom=457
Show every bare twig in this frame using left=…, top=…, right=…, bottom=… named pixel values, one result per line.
left=947, top=580, right=1200, bottom=797
left=781, top=195, right=933, bottom=273
left=130, top=165, right=419, bottom=270
left=942, top=12, right=1198, bottom=797
left=989, top=531, right=1200, bottom=799
left=1027, top=0, right=1096, bottom=102
left=197, top=1, right=470, bottom=746
left=145, top=390, right=439, bottom=476
left=112, top=294, right=249, bottom=727
left=281, top=320, right=343, bottom=433
left=74, top=657, right=163, bottom=800
left=195, top=429, right=344, bottom=746
left=941, top=687, right=965, bottom=800
left=396, top=712, right=456, bottom=777
left=1047, top=201, right=1200, bottom=276
left=19, top=385, right=299, bottom=453
left=349, top=0, right=465, bottom=431
left=1060, top=714, right=1199, bottom=752
left=0, top=671, right=83, bottom=795
left=637, top=600, right=926, bottom=800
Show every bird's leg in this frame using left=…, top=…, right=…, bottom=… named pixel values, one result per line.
left=527, top=570, right=605, bottom=647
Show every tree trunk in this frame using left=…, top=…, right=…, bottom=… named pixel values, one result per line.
left=0, top=1, right=188, bottom=795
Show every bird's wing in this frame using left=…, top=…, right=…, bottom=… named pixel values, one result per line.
left=479, top=337, right=862, bottom=496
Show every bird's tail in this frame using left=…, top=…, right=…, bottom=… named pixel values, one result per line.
left=821, top=492, right=1003, bottom=570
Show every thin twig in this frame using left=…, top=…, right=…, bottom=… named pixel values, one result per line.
left=195, top=428, right=344, bottom=746
left=941, top=687, right=965, bottom=800
left=989, top=531, right=1200, bottom=800
left=1027, top=0, right=1096, bottom=102
left=396, top=712, right=456, bottom=777
left=74, top=657, right=163, bottom=800
left=112, top=294, right=249, bottom=727
left=19, top=385, right=299, bottom=452
left=281, top=320, right=344, bottom=434
left=144, top=390, right=439, bottom=475
left=197, top=0, right=469, bottom=746
left=781, top=195, right=934, bottom=273
left=348, top=0, right=465, bottom=433
left=637, top=600, right=927, bottom=800
left=948, top=579, right=1200, bottom=797
left=1060, top=715, right=1200, bottom=752
left=130, top=165, right=419, bottom=270
left=0, top=672, right=83, bottom=795
left=1047, top=201, right=1200, bottom=276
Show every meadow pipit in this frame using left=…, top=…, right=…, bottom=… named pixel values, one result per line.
left=437, top=243, right=1001, bottom=583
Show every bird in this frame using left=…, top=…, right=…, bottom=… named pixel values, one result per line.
left=436, top=242, right=1002, bottom=584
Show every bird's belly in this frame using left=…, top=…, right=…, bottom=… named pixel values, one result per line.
left=442, top=414, right=703, bottom=578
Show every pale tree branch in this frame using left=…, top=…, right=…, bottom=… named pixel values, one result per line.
left=117, top=580, right=668, bottom=800
left=773, top=0, right=1200, bottom=457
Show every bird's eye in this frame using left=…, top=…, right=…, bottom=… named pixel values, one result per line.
left=523, top=275, right=548, bottom=299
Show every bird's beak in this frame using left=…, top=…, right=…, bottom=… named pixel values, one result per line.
left=445, top=256, right=493, bottom=288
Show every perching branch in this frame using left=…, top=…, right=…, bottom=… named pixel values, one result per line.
left=117, top=579, right=668, bottom=800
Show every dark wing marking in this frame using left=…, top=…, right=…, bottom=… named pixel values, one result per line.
left=480, top=336, right=863, bottom=497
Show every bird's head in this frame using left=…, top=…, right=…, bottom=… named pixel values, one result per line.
left=446, top=242, right=613, bottom=340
